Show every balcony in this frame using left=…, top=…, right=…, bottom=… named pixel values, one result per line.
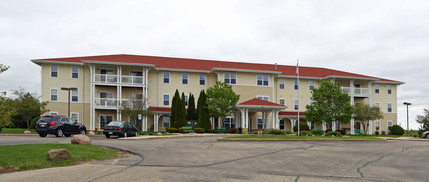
left=94, top=98, right=117, bottom=109
left=341, top=87, right=370, bottom=97
left=120, top=99, right=144, bottom=108
left=95, top=74, right=118, bottom=84
left=121, top=75, right=144, bottom=86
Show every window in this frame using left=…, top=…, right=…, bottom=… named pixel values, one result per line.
left=71, top=66, right=79, bottom=79
left=257, top=74, right=269, bottom=86
left=71, top=113, right=79, bottom=123
left=310, top=122, right=315, bottom=130
left=335, top=121, right=341, bottom=131
left=387, top=85, right=392, bottom=94
left=257, top=118, right=263, bottom=129
left=50, top=89, right=58, bottom=101
left=375, top=102, right=380, bottom=108
left=294, top=99, right=299, bottom=110
left=50, top=112, right=58, bottom=116
left=185, top=95, right=189, bottom=106
left=280, top=120, right=285, bottom=130
left=375, top=121, right=380, bottom=131
left=182, top=73, right=188, bottom=84
left=51, top=65, right=58, bottom=77
left=257, top=96, right=269, bottom=101
left=199, top=74, right=206, bottom=85
left=163, top=94, right=169, bottom=106
left=163, top=72, right=170, bottom=83
left=279, top=99, right=285, bottom=106
left=223, top=117, right=236, bottom=129
left=294, top=79, right=299, bottom=90
left=279, top=79, right=285, bottom=89
left=309, top=81, right=315, bottom=90
left=374, top=84, right=380, bottom=94
left=163, top=116, right=170, bottom=128
left=387, top=103, right=392, bottom=113
left=71, top=89, right=78, bottom=102
left=224, top=73, right=236, bottom=84
left=387, top=121, right=393, bottom=131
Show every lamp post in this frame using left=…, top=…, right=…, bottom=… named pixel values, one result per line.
left=403, top=102, right=411, bottom=137
left=61, top=87, right=77, bottom=117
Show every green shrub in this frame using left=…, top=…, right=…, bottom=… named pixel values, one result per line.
left=299, top=131, right=312, bottom=136
left=311, top=129, right=324, bottom=136
left=381, top=131, right=386, bottom=135
left=389, top=125, right=405, bottom=136
left=166, top=127, right=178, bottom=133
left=31, top=116, right=41, bottom=129
left=178, top=127, right=184, bottom=133
left=293, top=123, right=310, bottom=132
left=251, top=130, right=259, bottom=134
left=207, top=129, right=217, bottom=133
left=195, top=128, right=205, bottom=133
left=326, top=131, right=342, bottom=137
left=285, top=130, right=292, bottom=134
left=375, top=130, right=380, bottom=136
left=268, top=129, right=286, bottom=135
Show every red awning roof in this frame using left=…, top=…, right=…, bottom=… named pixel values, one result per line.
left=279, top=111, right=305, bottom=116
left=32, top=54, right=402, bottom=83
left=237, top=98, right=285, bottom=107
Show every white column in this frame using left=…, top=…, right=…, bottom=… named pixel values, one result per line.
left=245, top=108, right=249, bottom=129
left=350, top=80, right=355, bottom=134
left=322, top=122, right=326, bottom=131
left=240, top=108, right=245, bottom=128
left=350, top=118, right=355, bottom=134
left=89, top=64, right=94, bottom=131
left=332, top=122, right=336, bottom=131
left=290, top=118, right=296, bottom=132
left=368, top=120, right=373, bottom=134
left=266, top=112, right=271, bottom=129
left=154, top=114, right=159, bottom=132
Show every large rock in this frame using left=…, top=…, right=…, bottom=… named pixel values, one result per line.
left=71, top=134, right=92, bottom=145
left=88, top=131, right=95, bottom=135
left=47, top=149, right=71, bottom=161
left=24, top=131, right=31, bottom=134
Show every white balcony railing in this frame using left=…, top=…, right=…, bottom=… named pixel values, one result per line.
left=341, top=87, right=370, bottom=97
left=120, top=99, right=144, bottom=108
left=94, top=98, right=117, bottom=108
left=94, top=74, right=118, bottom=84
left=121, top=75, right=144, bottom=85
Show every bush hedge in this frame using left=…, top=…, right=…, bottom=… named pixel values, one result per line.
left=195, top=128, right=205, bottom=133
left=268, top=129, right=286, bottom=135
left=299, top=131, right=312, bottom=136
left=293, top=123, right=310, bottom=132
left=166, top=127, right=178, bottom=133
left=207, top=129, right=217, bottom=133
left=311, top=129, right=324, bottom=136
left=389, top=125, right=405, bottom=135
left=326, top=131, right=342, bottom=137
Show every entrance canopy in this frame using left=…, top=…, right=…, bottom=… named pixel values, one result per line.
left=235, top=98, right=286, bottom=130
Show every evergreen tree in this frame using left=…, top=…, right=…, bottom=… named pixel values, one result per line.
left=187, top=93, right=197, bottom=120
left=197, top=90, right=211, bottom=130
left=174, top=92, right=187, bottom=128
left=170, top=89, right=180, bottom=128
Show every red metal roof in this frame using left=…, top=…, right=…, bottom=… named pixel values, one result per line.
left=279, top=111, right=305, bottom=116
left=238, top=98, right=285, bottom=107
left=34, top=54, right=401, bottom=83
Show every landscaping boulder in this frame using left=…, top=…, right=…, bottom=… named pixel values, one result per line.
left=47, top=149, right=71, bottom=161
left=157, top=132, right=162, bottom=136
left=24, top=131, right=31, bottom=134
left=71, top=134, right=92, bottom=145
left=88, top=131, right=95, bottom=135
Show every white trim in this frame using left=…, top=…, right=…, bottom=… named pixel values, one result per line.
left=279, top=79, right=285, bottom=90
left=279, top=98, right=285, bottom=106
left=182, top=73, right=188, bottom=85
left=32, top=60, right=83, bottom=65
left=294, top=99, right=299, bottom=110
left=50, top=112, right=58, bottom=116
left=374, top=81, right=404, bottom=85
left=224, top=72, right=237, bottom=85
left=70, top=112, right=79, bottom=123
left=199, top=74, right=206, bottom=85
left=50, top=65, right=59, bottom=78
left=156, top=67, right=210, bottom=73
left=71, top=66, right=79, bottom=79
left=387, top=102, right=392, bottom=113
left=212, top=67, right=281, bottom=74
left=162, top=93, right=170, bottom=106
left=278, top=75, right=322, bottom=80
left=256, top=74, right=269, bottom=86
left=163, top=72, right=170, bottom=84
left=256, top=96, right=270, bottom=101
left=324, top=75, right=378, bottom=81
left=309, top=80, right=315, bottom=90
left=387, top=120, right=393, bottom=130
left=387, top=85, right=392, bottom=94
left=71, top=89, right=79, bottom=102
left=50, top=88, right=58, bottom=102
left=82, top=60, right=156, bottom=67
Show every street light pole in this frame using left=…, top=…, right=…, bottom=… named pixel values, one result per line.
left=61, top=87, right=77, bottom=117
left=403, top=102, right=411, bottom=137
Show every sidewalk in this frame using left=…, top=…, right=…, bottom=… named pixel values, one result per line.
left=378, top=136, right=429, bottom=141
left=119, top=133, right=237, bottom=140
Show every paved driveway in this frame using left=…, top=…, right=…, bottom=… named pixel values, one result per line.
left=0, top=135, right=428, bottom=182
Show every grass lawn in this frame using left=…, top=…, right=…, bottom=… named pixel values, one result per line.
left=0, top=144, right=118, bottom=171
left=0, top=128, right=37, bottom=134
left=225, top=135, right=384, bottom=140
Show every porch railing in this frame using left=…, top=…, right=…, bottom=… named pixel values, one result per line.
left=94, top=74, right=118, bottom=84
left=341, top=87, right=370, bottom=97
left=94, top=98, right=117, bottom=108
left=121, top=75, right=144, bottom=85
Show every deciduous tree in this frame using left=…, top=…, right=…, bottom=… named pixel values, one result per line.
left=416, top=108, right=429, bottom=132
left=0, top=96, right=14, bottom=132
left=12, top=88, right=49, bottom=131
left=354, top=103, right=384, bottom=135
left=206, top=81, right=240, bottom=125
left=305, top=81, right=353, bottom=130
left=0, top=64, right=9, bottom=73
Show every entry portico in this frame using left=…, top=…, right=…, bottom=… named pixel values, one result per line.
left=235, top=98, right=286, bottom=133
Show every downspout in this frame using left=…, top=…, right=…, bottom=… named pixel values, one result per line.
left=82, top=64, right=85, bottom=124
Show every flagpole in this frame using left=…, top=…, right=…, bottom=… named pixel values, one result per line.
left=297, top=59, right=300, bottom=136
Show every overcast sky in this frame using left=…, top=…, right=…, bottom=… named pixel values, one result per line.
left=1, top=0, right=428, bottom=129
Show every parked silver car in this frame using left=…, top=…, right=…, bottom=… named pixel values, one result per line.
left=422, top=131, right=429, bottom=139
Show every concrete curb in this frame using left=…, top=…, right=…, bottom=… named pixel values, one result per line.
left=217, top=138, right=388, bottom=142
left=118, top=134, right=238, bottom=140
left=0, top=134, right=39, bottom=136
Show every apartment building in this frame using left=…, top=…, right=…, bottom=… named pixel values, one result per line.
left=32, top=54, right=403, bottom=134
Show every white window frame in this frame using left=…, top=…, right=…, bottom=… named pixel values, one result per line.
left=374, top=84, right=380, bottom=94
left=294, top=79, right=299, bottom=90
left=224, top=73, right=236, bottom=85
left=51, top=65, right=58, bottom=78
left=71, top=66, right=79, bottom=79
left=387, top=121, right=393, bottom=131
left=387, top=85, right=392, bottom=94
left=163, top=72, right=170, bottom=84
left=50, top=88, right=58, bottom=101
left=375, top=102, right=380, bottom=108
left=182, top=73, right=188, bottom=85
left=185, top=95, right=189, bottom=107
left=163, top=94, right=170, bottom=106
left=256, top=96, right=269, bottom=101
left=257, top=74, right=269, bottom=86
left=279, top=79, right=285, bottom=89
left=199, top=74, right=206, bottom=85
left=50, top=112, right=58, bottom=116
left=279, top=98, right=285, bottom=106
left=71, top=89, right=78, bottom=102
left=294, top=99, right=299, bottom=110
left=257, top=118, right=264, bottom=129
left=375, top=120, right=380, bottom=131
left=163, top=116, right=170, bottom=128
left=309, top=80, right=315, bottom=90
left=71, top=112, right=79, bottom=123
left=387, top=103, right=392, bottom=113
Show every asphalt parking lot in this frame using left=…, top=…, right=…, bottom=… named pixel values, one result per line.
left=0, top=135, right=428, bottom=182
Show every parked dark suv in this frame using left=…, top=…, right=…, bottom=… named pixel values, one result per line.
left=35, top=115, right=87, bottom=137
